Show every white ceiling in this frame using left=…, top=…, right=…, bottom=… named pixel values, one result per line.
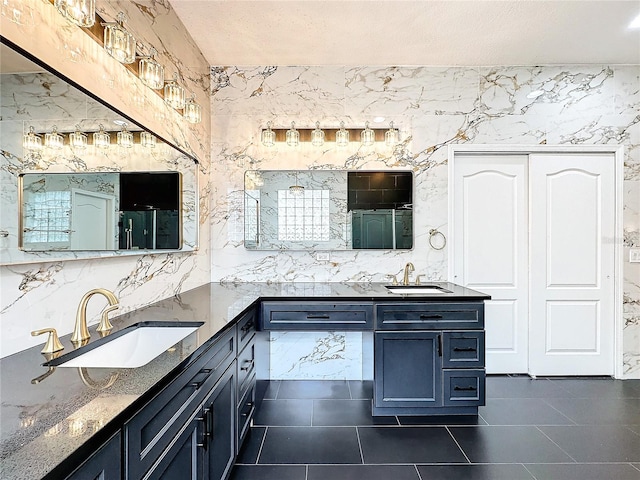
left=169, top=0, right=640, bottom=66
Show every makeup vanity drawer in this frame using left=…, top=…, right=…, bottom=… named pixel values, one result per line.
left=261, top=302, right=374, bottom=330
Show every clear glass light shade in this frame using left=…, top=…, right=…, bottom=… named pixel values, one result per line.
left=23, top=126, right=42, bottom=151
left=361, top=121, right=375, bottom=146
left=164, top=76, right=186, bottom=110
left=93, top=125, right=110, bottom=149
left=286, top=122, right=299, bottom=147
left=289, top=172, right=304, bottom=196
left=140, top=131, right=156, bottom=148
left=103, top=13, right=136, bottom=64
left=138, top=54, right=164, bottom=90
left=261, top=122, right=276, bottom=147
left=117, top=127, right=134, bottom=148
left=385, top=121, right=400, bottom=147
left=184, top=97, right=202, bottom=124
left=45, top=126, right=64, bottom=150
left=311, top=122, right=325, bottom=147
left=70, top=126, right=87, bottom=149
left=54, top=0, right=95, bottom=27
left=335, top=122, right=349, bottom=147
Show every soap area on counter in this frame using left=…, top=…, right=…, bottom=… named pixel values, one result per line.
left=0, top=282, right=489, bottom=479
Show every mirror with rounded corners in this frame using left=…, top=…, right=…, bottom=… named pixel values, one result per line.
left=244, top=170, right=413, bottom=250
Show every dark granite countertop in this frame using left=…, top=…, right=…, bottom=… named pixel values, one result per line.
left=0, top=282, right=489, bottom=479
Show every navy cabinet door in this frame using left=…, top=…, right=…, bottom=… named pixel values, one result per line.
left=374, top=331, right=442, bottom=409
left=65, top=432, right=121, bottom=480
left=145, top=419, right=203, bottom=480
left=203, top=363, right=236, bottom=480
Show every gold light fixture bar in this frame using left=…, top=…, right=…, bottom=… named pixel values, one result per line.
left=31, top=128, right=163, bottom=147
left=262, top=127, right=388, bottom=143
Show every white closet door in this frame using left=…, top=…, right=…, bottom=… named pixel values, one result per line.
left=529, top=153, right=615, bottom=376
left=453, top=154, right=529, bottom=373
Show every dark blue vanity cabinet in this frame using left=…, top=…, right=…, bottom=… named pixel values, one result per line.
left=373, top=302, right=486, bottom=416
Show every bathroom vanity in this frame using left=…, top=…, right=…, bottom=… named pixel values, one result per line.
left=0, top=282, right=489, bottom=480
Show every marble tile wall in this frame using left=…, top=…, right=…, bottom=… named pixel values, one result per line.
left=210, top=64, right=640, bottom=378
left=0, top=0, right=211, bottom=357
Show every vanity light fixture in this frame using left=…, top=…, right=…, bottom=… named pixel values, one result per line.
left=335, top=121, right=349, bottom=147
left=311, top=121, right=325, bottom=147
left=117, top=124, right=134, bottom=148
left=44, top=126, right=64, bottom=150
left=23, top=126, right=42, bottom=151
left=140, top=131, right=156, bottom=148
left=385, top=121, right=400, bottom=147
left=164, top=73, right=186, bottom=110
left=69, top=125, right=88, bottom=149
left=286, top=121, right=300, bottom=147
left=361, top=121, right=375, bottom=147
left=138, top=48, right=164, bottom=90
left=54, top=0, right=95, bottom=28
left=102, top=12, right=136, bottom=65
left=183, top=95, right=202, bottom=124
left=261, top=121, right=276, bottom=147
left=93, top=124, right=110, bottom=149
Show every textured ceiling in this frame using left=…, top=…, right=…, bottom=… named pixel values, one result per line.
left=169, top=0, right=640, bottom=66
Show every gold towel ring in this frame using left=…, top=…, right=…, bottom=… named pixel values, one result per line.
left=428, top=229, right=446, bottom=250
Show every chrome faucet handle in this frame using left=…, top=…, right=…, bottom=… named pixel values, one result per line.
left=31, top=328, right=64, bottom=354
left=415, top=274, right=425, bottom=285
left=386, top=274, right=399, bottom=286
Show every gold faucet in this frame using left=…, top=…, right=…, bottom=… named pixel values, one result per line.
left=72, top=289, right=119, bottom=345
left=403, top=262, right=415, bottom=285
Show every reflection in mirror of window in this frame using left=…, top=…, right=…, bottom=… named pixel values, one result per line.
left=277, top=189, right=330, bottom=242
left=23, top=191, right=72, bottom=245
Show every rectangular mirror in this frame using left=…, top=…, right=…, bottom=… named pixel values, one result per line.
left=244, top=170, right=413, bottom=251
left=19, top=172, right=181, bottom=251
left=1, top=40, right=198, bottom=264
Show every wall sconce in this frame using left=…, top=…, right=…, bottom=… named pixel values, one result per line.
left=140, top=131, right=156, bottom=148
left=44, top=126, right=64, bottom=150
left=311, top=121, right=325, bottom=147
left=54, top=0, right=95, bottom=27
left=93, top=124, right=110, bottom=149
left=385, top=121, right=400, bottom=147
left=138, top=48, right=164, bottom=90
left=361, top=121, right=375, bottom=146
left=336, top=121, right=349, bottom=147
left=286, top=122, right=299, bottom=147
left=69, top=125, right=87, bottom=149
left=183, top=95, right=202, bottom=124
left=261, top=121, right=276, bottom=147
left=102, top=12, right=136, bottom=65
left=117, top=124, right=134, bottom=148
left=23, top=126, right=42, bottom=151
left=164, top=73, right=186, bottom=110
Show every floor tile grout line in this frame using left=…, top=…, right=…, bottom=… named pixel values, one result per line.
left=540, top=397, right=579, bottom=425
left=304, top=464, right=308, bottom=480
left=255, top=426, right=268, bottom=465
left=347, top=379, right=353, bottom=400
left=414, top=464, right=424, bottom=480
left=355, top=426, right=365, bottom=464
left=522, top=463, right=539, bottom=480
left=445, top=426, right=471, bottom=464
left=534, top=425, right=578, bottom=463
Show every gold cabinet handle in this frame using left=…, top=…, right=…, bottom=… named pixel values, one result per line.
left=31, top=328, right=64, bottom=354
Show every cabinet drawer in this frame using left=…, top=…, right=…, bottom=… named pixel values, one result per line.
left=442, top=331, right=485, bottom=368
left=261, top=302, right=374, bottom=330
left=443, top=369, right=485, bottom=406
left=375, top=303, right=484, bottom=330
left=237, top=377, right=256, bottom=450
left=124, top=326, right=235, bottom=480
left=237, top=339, right=256, bottom=398
left=237, top=307, right=257, bottom=352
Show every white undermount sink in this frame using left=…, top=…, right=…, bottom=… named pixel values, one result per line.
left=46, top=322, right=203, bottom=369
left=385, top=285, right=453, bottom=295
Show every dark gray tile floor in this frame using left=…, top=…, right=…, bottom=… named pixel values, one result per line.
left=230, top=376, right=640, bottom=480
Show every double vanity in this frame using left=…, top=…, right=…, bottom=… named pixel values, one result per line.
left=0, top=281, right=489, bottom=479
